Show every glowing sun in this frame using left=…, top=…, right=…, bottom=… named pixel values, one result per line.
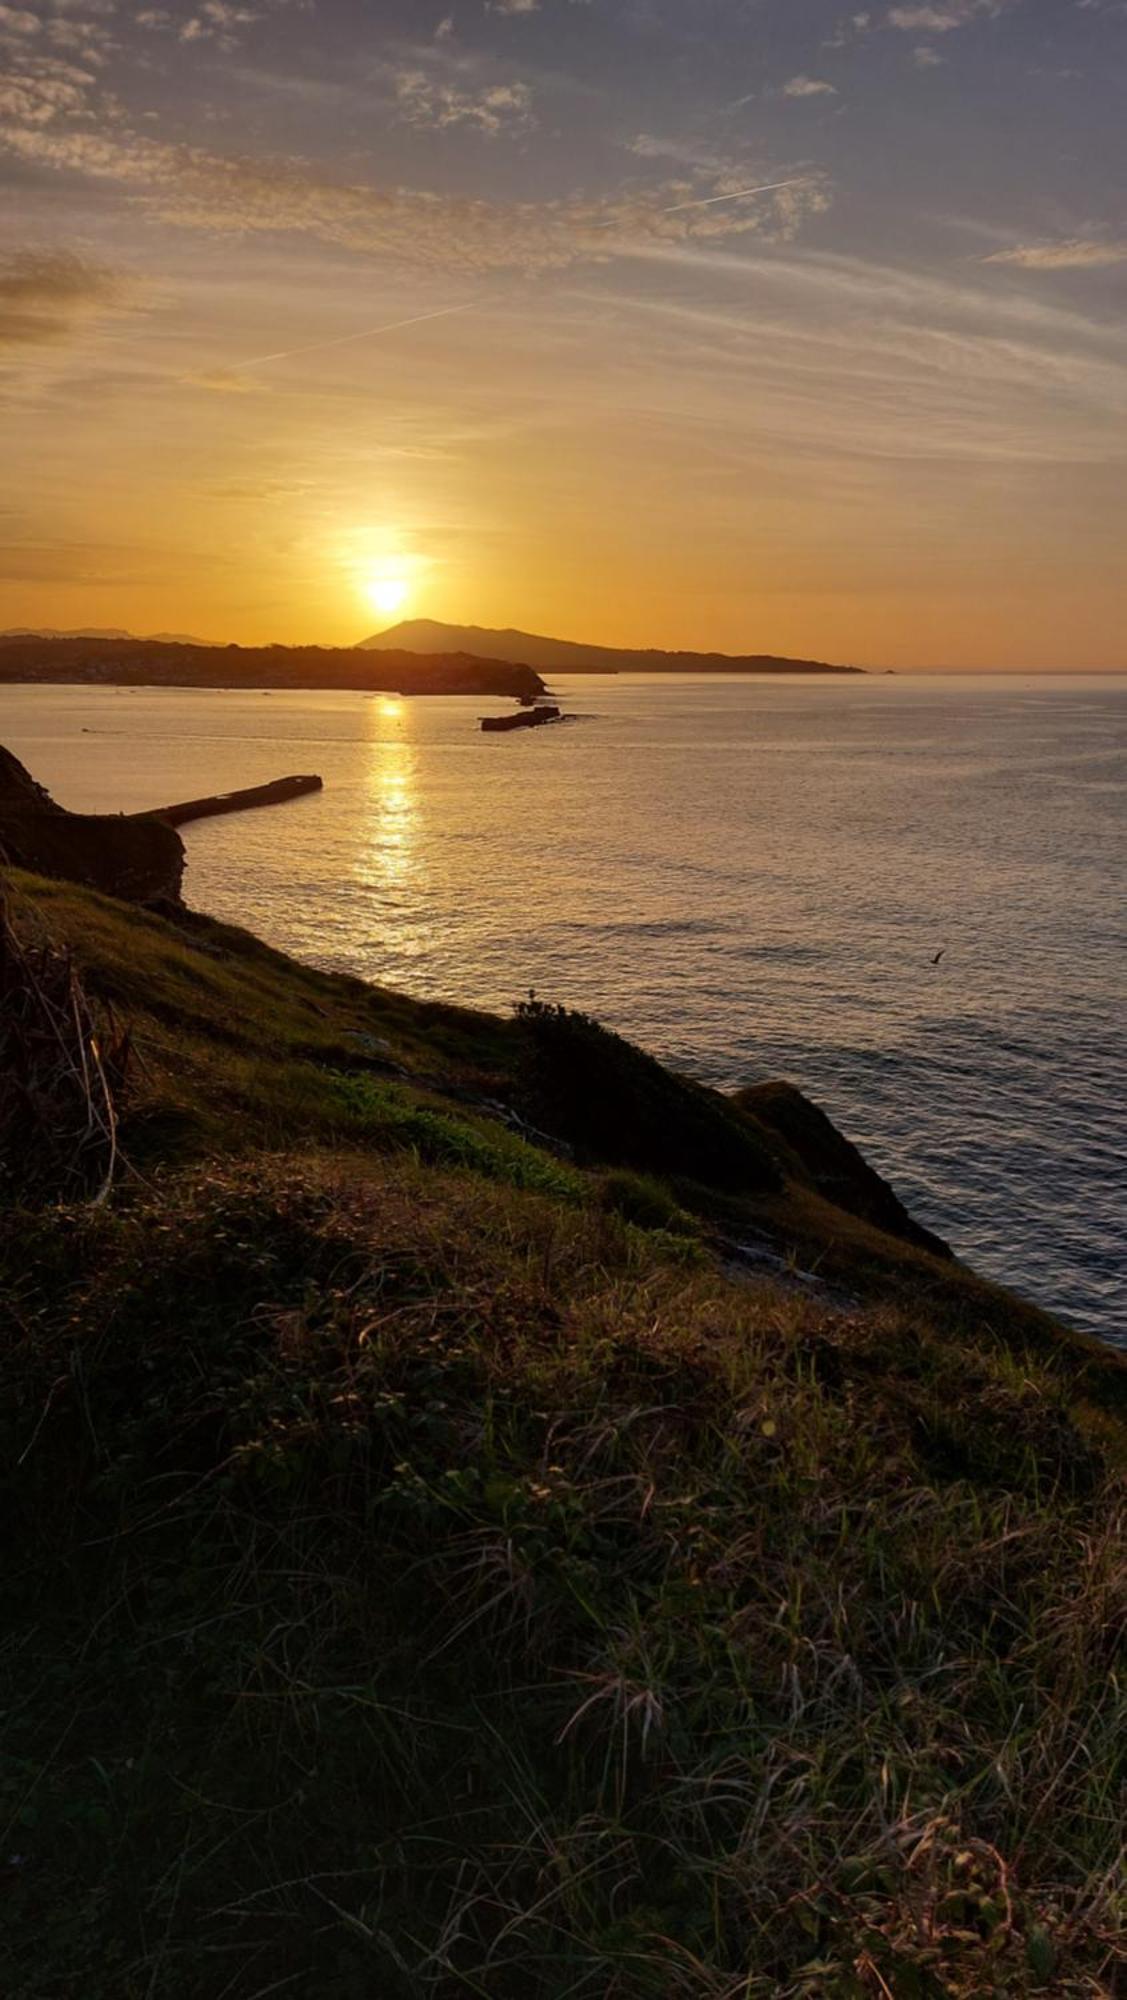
left=364, top=571, right=411, bottom=619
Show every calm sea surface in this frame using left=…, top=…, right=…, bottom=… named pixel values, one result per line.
left=4, top=674, right=1125, bottom=1346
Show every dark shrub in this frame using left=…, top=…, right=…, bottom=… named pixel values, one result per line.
left=514, top=997, right=779, bottom=1193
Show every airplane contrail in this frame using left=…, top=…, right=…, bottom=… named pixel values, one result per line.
left=228, top=182, right=799, bottom=363
left=240, top=302, right=475, bottom=369
left=661, top=178, right=803, bottom=215
left=594, top=178, right=802, bottom=228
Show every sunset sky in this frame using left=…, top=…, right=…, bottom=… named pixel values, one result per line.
left=2, top=0, right=1126, bottom=666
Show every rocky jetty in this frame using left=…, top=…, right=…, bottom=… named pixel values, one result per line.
left=0, top=748, right=328, bottom=904
left=154, top=774, right=323, bottom=827
left=0, top=745, right=185, bottom=903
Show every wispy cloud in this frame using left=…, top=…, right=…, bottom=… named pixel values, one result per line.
left=184, top=366, right=268, bottom=392
left=134, top=0, right=297, bottom=51
left=824, top=11, right=874, bottom=49
left=782, top=74, right=839, bottom=97
left=0, top=7, right=42, bottom=38
left=0, top=112, right=831, bottom=272
left=0, top=248, right=131, bottom=344
left=393, top=67, right=535, bottom=135
left=0, top=50, right=101, bottom=124
left=886, top=2, right=1005, bottom=30
left=179, top=4, right=261, bottom=51
left=986, top=238, right=1127, bottom=268
left=577, top=240, right=1127, bottom=471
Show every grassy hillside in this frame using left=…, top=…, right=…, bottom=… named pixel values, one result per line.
left=1, top=873, right=1124, bottom=1998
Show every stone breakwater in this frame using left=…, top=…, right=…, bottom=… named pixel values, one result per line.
left=0, top=746, right=326, bottom=904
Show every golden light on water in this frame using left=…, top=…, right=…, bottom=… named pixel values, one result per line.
left=356, top=703, right=421, bottom=904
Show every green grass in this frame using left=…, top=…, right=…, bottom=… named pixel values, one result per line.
left=1, top=874, right=1125, bottom=1997
left=328, top=1073, right=586, bottom=1200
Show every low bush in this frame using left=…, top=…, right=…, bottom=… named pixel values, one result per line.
left=514, top=997, right=781, bottom=1195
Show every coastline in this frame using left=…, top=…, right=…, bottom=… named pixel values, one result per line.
left=0, top=635, right=547, bottom=700
left=4, top=674, right=1123, bottom=1345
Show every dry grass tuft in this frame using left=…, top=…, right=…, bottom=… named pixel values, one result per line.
left=0, top=890, right=130, bottom=1203
left=2, top=1157, right=1124, bottom=1997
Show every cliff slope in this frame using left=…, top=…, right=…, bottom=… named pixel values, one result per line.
left=1, top=871, right=1123, bottom=2000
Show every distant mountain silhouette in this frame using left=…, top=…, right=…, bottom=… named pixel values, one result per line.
left=361, top=619, right=862, bottom=676
left=0, top=627, right=210, bottom=646
left=0, top=634, right=544, bottom=700
left=1, top=627, right=135, bottom=642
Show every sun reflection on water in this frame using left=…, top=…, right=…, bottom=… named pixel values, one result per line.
left=356, top=701, right=419, bottom=895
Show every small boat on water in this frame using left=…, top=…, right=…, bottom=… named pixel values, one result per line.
left=480, top=704, right=561, bottom=734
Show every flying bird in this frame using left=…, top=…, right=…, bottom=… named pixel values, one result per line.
left=931, top=949, right=946, bottom=965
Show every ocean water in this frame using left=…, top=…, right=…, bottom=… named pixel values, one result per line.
left=3, top=673, right=1125, bottom=1346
